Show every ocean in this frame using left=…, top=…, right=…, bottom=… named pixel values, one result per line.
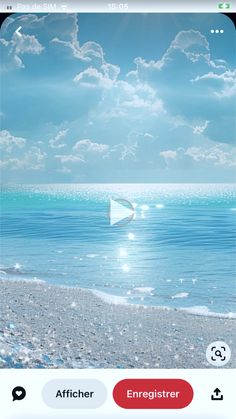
left=1, top=183, right=236, bottom=317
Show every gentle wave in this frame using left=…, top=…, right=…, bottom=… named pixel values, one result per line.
left=179, top=306, right=236, bottom=319
left=0, top=266, right=46, bottom=284
left=1, top=275, right=235, bottom=318
left=172, top=292, right=189, bottom=299
left=0, top=275, right=45, bottom=285
left=128, top=287, right=155, bottom=295
left=90, top=289, right=236, bottom=318
left=91, top=289, right=128, bottom=305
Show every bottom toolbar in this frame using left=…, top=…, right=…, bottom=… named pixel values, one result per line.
left=0, top=369, right=235, bottom=419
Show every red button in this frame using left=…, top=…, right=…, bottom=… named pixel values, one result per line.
left=113, top=379, right=193, bottom=409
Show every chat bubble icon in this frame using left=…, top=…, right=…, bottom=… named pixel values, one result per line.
left=12, top=386, right=26, bottom=401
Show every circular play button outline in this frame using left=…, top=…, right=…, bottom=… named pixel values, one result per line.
left=109, top=198, right=135, bottom=226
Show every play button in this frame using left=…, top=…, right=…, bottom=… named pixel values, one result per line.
left=109, top=198, right=134, bottom=226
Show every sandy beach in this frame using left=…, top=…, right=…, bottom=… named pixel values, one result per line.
left=0, top=279, right=235, bottom=369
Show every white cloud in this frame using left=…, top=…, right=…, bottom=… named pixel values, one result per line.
left=160, top=150, right=177, bottom=160
left=80, top=41, right=104, bottom=65
left=185, top=146, right=236, bottom=167
left=93, top=81, right=164, bottom=122
left=73, top=67, right=114, bottom=89
left=49, top=129, right=68, bottom=149
left=101, top=63, right=120, bottom=81
left=73, top=139, right=109, bottom=154
left=192, top=120, right=209, bottom=135
left=0, top=33, right=43, bottom=70
left=1, top=14, right=235, bottom=182
left=13, top=33, right=44, bottom=56
left=125, top=29, right=235, bottom=147
left=55, top=154, right=85, bottom=164
left=0, top=130, right=26, bottom=152
left=0, top=146, right=47, bottom=170
left=158, top=144, right=236, bottom=169
left=172, top=30, right=209, bottom=51
left=0, top=158, right=20, bottom=169
left=103, top=143, right=137, bottom=162
left=131, top=30, right=210, bottom=76
left=55, top=139, right=109, bottom=170
left=51, top=38, right=105, bottom=66
left=122, top=95, right=163, bottom=113
left=193, top=69, right=235, bottom=83
left=0, top=13, right=83, bottom=72
left=102, top=131, right=158, bottom=166
left=0, top=130, right=46, bottom=171
left=192, top=70, right=236, bottom=98
left=51, top=37, right=82, bottom=60
left=143, top=133, right=155, bottom=141
left=51, top=34, right=118, bottom=85
left=23, top=146, right=47, bottom=169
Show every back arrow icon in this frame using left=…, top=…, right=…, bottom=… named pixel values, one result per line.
left=15, top=26, right=22, bottom=37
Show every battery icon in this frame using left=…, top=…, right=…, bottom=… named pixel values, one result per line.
left=218, top=2, right=231, bottom=9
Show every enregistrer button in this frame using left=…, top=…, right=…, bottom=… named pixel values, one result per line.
left=113, top=379, right=193, bottom=409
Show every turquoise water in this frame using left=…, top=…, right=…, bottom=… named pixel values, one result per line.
left=1, top=184, right=236, bottom=317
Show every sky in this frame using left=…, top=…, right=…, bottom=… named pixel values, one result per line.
left=0, top=12, right=235, bottom=183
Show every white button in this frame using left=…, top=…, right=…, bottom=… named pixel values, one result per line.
left=42, top=379, right=107, bottom=409
left=206, top=341, right=231, bottom=366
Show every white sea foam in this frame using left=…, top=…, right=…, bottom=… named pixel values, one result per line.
left=85, top=289, right=236, bottom=318
left=133, top=287, right=155, bottom=294
left=83, top=288, right=236, bottom=318
left=180, top=306, right=236, bottom=319
left=0, top=270, right=7, bottom=278
left=90, top=291, right=235, bottom=318
left=171, top=292, right=189, bottom=299
left=0, top=276, right=46, bottom=284
left=86, top=254, right=98, bottom=258
left=91, top=290, right=128, bottom=305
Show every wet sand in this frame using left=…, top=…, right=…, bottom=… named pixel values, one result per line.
left=0, top=279, right=235, bottom=369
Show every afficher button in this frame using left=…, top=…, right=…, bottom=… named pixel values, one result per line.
left=113, top=379, right=193, bottom=409
left=42, top=379, right=107, bottom=409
